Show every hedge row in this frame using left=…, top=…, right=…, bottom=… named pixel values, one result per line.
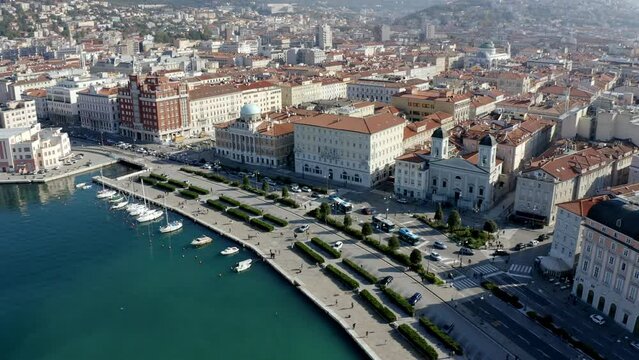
left=219, top=195, right=241, bottom=207
left=188, top=185, right=210, bottom=195
left=227, top=207, right=250, bottom=222
left=397, top=324, right=438, bottom=360
left=342, top=258, right=378, bottom=284
left=265, top=193, right=280, bottom=200
left=325, top=264, right=359, bottom=290
left=277, top=197, right=300, bottom=208
left=526, top=312, right=604, bottom=360
left=139, top=176, right=157, bottom=186
left=168, top=179, right=187, bottom=188
left=180, top=167, right=197, bottom=174
left=381, top=286, right=414, bottom=316
left=206, top=199, right=228, bottom=211
left=149, top=172, right=168, bottom=181
left=293, top=241, right=325, bottom=264
left=239, top=203, right=263, bottom=216
left=363, top=237, right=411, bottom=267
left=416, top=267, right=445, bottom=285
left=481, top=281, right=523, bottom=309
left=250, top=218, right=274, bottom=232
left=419, top=317, right=463, bottom=355
left=311, top=237, right=341, bottom=259
left=318, top=213, right=364, bottom=240
left=359, top=289, right=397, bottom=323
left=155, top=182, right=177, bottom=192
left=204, top=172, right=229, bottom=183
left=179, top=189, right=199, bottom=199
left=262, top=213, right=288, bottom=227
left=242, top=185, right=267, bottom=197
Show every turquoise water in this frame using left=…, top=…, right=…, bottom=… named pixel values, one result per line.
left=0, top=167, right=365, bottom=360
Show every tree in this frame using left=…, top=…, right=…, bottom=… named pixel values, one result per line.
left=483, top=220, right=498, bottom=233
left=447, top=210, right=461, bottom=230
left=261, top=180, right=270, bottom=192
left=319, top=202, right=331, bottom=220
left=434, top=203, right=444, bottom=221
left=242, top=175, right=250, bottom=188
left=410, top=249, right=422, bottom=266
left=361, top=222, right=373, bottom=237
left=343, top=214, right=353, bottom=227
left=281, top=186, right=289, bottom=198
left=388, top=236, right=401, bottom=251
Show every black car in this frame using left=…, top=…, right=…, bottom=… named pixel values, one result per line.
left=380, top=276, right=393, bottom=287
left=514, top=243, right=526, bottom=251
left=408, top=292, right=422, bottom=305
left=310, top=192, right=321, bottom=198
left=361, top=207, right=374, bottom=215
left=459, top=247, right=475, bottom=256
left=492, top=249, right=509, bottom=256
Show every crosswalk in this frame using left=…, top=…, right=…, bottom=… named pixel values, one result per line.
left=453, top=276, right=478, bottom=290
left=470, top=263, right=502, bottom=277
left=507, top=264, right=533, bottom=278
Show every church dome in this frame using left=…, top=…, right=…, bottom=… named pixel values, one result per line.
left=240, top=103, right=261, bottom=118
left=432, top=127, right=445, bottom=139
left=479, top=134, right=496, bottom=146
left=479, top=41, right=495, bottom=49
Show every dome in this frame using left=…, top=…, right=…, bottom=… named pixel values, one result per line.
left=479, top=134, right=496, bottom=146
left=240, top=103, right=261, bottom=118
left=479, top=41, right=495, bottom=49
left=432, top=127, right=445, bottom=139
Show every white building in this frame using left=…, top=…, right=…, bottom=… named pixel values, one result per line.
left=279, top=78, right=347, bottom=107
left=630, top=155, right=639, bottom=184
left=78, top=86, right=120, bottom=134
left=0, top=76, right=56, bottom=102
left=0, top=100, right=38, bottom=129
left=0, top=123, right=71, bottom=173
left=316, top=24, right=332, bottom=50
left=188, top=85, right=242, bottom=138
left=464, top=41, right=510, bottom=69
left=237, top=81, right=282, bottom=114
left=294, top=113, right=405, bottom=187
left=348, top=80, right=409, bottom=104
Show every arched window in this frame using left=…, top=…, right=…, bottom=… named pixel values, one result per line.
left=304, top=164, right=310, bottom=172
left=432, top=178, right=437, bottom=186
left=455, top=176, right=462, bottom=180
left=354, top=174, right=361, bottom=182
left=442, top=180, right=447, bottom=188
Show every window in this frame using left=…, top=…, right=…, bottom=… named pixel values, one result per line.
left=479, top=187, right=484, bottom=196
left=615, top=277, right=625, bottom=292
left=609, top=256, right=615, bottom=265
left=469, top=185, right=474, bottom=194
left=628, top=286, right=638, bottom=302
left=586, top=244, right=592, bottom=253
left=593, top=266, right=600, bottom=279
left=582, top=260, right=589, bottom=272
left=442, top=180, right=447, bottom=188
left=622, top=263, right=626, bottom=272
left=432, top=178, right=437, bottom=186
left=596, top=248, right=603, bottom=260
left=604, top=271, right=612, bottom=285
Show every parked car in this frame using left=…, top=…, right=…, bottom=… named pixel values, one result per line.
left=430, top=252, right=442, bottom=261
left=380, top=276, right=393, bottom=287
left=514, top=243, right=526, bottom=251
left=395, top=197, right=408, bottom=204
left=492, top=249, right=509, bottom=256
left=590, top=314, right=605, bottom=325
left=408, top=292, right=422, bottom=306
left=296, top=225, right=310, bottom=233
left=310, top=192, right=321, bottom=198
left=528, top=240, right=539, bottom=247
left=291, top=184, right=301, bottom=192
left=361, top=207, right=374, bottom=215
left=433, top=241, right=447, bottom=250
left=301, top=186, right=311, bottom=193
left=332, top=241, right=343, bottom=252
left=459, top=247, right=475, bottom=256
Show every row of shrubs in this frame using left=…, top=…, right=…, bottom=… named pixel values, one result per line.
left=276, top=197, right=300, bottom=208
left=206, top=199, right=228, bottom=211
left=263, top=213, right=288, bottom=227
left=249, top=218, right=274, bottom=232
left=342, top=258, right=378, bottom=284
left=527, top=311, right=604, bottom=360
left=218, top=195, right=241, bottom=207
left=380, top=286, right=414, bottom=316
left=149, top=173, right=168, bottom=181
left=188, top=185, right=209, bottom=195
left=168, top=179, right=187, bottom=188
left=293, top=241, right=325, bottom=264
left=363, top=237, right=411, bottom=267
left=227, top=207, right=250, bottom=222
left=359, top=289, right=397, bottom=323
left=324, top=264, right=359, bottom=290
left=481, top=281, right=523, bottom=309
left=397, top=324, right=438, bottom=360
left=312, top=212, right=365, bottom=240
left=155, top=182, right=177, bottom=192
left=179, top=189, right=199, bottom=199
left=419, top=317, right=463, bottom=355
left=311, top=237, right=341, bottom=259
left=139, top=176, right=158, bottom=186
left=239, top=203, right=263, bottom=216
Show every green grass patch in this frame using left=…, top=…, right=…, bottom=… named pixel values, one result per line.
left=397, top=324, right=438, bottom=360
left=250, top=218, right=274, bottom=232
left=310, top=237, right=341, bottom=259
left=293, top=241, right=325, bottom=264
left=359, top=289, right=397, bottom=323
left=419, top=317, right=463, bottom=355
left=342, top=258, right=378, bottom=284
left=324, top=264, right=359, bottom=290
left=381, top=286, right=414, bottom=316
left=262, top=213, right=288, bottom=227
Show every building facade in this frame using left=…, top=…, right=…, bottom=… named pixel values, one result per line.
left=188, top=85, right=242, bottom=138
left=392, top=90, right=471, bottom=123
left=0, top=100, right=38, bottom=129
left=78, top=86, right=120, bottom=134
left=0, top=123, right=71, bottom=173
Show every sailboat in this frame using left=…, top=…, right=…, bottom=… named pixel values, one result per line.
left=111, top=199, right=129, bottom=210
left=136, top=178, right=162, bottom=223
left=159, top=198, right=182, bottom=233
left=96, top=168, right=116, bottom=199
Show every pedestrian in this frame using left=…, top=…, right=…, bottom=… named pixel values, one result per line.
left=352, top=323, right=356, bottom=329
left=365, top=331, right=369, bottom=337
left=335, top=299, right=338, bottom=305
left=351, top=302, right=354, bottom=309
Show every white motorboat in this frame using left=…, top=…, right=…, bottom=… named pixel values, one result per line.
left=159, top=198, right=182, bottom=233
left=109, top=195, right=125, bottom=203
left=82, top=184, right=92, bottom=190
left=137, top=209, right=163, bottom=223
left=111, top=200, right=129, bottom=210
left=126, top=203, right=141, bottom=211
left=220, top=247, right=240, bottom=255
left=97, top=189, right=117, bottom=199
left=233, top=259, right=253, bottom=272
left=129, top=206, right=149, bottom=217
left=191, top=235, right=213, bottom=247
left=76, top=182, right=86, bottom=188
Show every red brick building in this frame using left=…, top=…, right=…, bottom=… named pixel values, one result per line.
left=118, top=74, right=190, bottom=143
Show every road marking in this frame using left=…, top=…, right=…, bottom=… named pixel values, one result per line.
left=400, top=220, right=415, bottom=226
left=517, top=334, right=530, bottom=344
left=592, top=339, right=604, bottom=347
left=537, top=350, right=551, bottom=358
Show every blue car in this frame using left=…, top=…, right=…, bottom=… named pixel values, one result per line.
left=408, top=292, right=422, bottom=306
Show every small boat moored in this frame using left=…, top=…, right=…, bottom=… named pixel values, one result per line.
left=220, top=247, right=240, bottom=255
left=97, top=189, right=117, bottom=199
left=111, top=200, right=129, bottom=210
left=82, top=184, right=92, bottom=189
left=76, top=182, right=86, bottom=188
left=191, top=235, right=213, bottom=247
left=160, top=220, right=183, bottom=233
left=233, top=259, right=253, bottom=272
